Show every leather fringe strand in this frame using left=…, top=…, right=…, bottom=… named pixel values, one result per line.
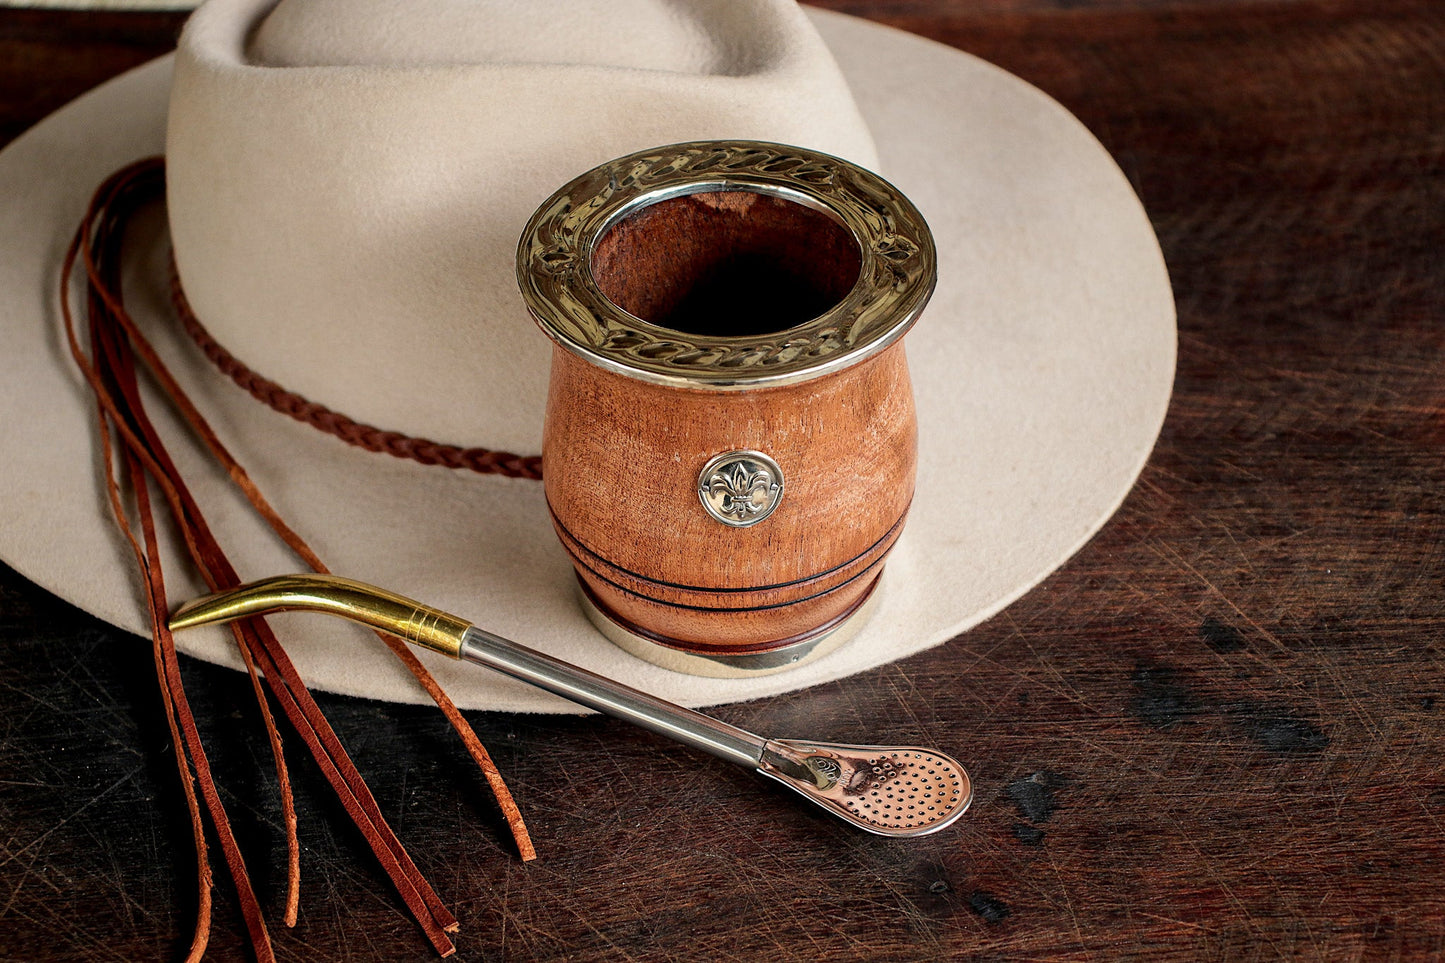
left=61, top=156, right=535, bottom=962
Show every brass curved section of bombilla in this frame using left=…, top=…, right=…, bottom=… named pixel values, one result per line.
left=168, top=573, right=471, bottom=658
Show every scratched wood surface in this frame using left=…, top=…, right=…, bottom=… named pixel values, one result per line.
left=2, top=1, right=1443, bottom=960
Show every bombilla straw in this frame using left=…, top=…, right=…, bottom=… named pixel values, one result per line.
left=170, top=574, right=972, bottom=837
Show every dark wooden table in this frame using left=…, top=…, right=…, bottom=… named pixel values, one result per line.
left=3, top=1, right=1443, bottom=959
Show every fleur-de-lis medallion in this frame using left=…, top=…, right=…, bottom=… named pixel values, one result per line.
left=698, top=451, right=785, bottom=527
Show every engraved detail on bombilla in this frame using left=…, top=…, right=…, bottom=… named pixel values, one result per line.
left=697, top=450, right=784, bottom=526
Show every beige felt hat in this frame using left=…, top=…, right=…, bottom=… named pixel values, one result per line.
left=0, top=0, right=1175, bottom=712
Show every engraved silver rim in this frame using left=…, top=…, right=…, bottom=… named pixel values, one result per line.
left=516, top=140, right=936, bottom=390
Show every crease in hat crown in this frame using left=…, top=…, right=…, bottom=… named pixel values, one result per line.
left=165, top=0, right=880, bottom=456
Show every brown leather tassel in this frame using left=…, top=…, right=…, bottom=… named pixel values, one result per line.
left=61, top=157, right=535, bottom=961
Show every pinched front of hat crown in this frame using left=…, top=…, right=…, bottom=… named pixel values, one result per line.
left=165, top=0, right=879, bottom=457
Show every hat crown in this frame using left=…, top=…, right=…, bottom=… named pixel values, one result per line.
left=253, top=0, right=771, bottom=75
left=166, top=0, right=878, bottom=454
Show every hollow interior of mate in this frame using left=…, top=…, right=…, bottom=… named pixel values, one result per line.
left=589, top=188, right=863, bottom=339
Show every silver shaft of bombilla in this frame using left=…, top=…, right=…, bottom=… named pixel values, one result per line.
left=167, top=572, right=769, bottom=768
left=459, top=625, right=767, bottom=769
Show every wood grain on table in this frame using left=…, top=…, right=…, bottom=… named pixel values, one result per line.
left=2, top=1, right=1443, bottom=960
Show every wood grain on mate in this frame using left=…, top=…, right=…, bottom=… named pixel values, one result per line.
left=544, top=187, right=917, bottom=653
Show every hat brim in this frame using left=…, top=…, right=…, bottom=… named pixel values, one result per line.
left=0, top=10, right=1174, bottom=712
